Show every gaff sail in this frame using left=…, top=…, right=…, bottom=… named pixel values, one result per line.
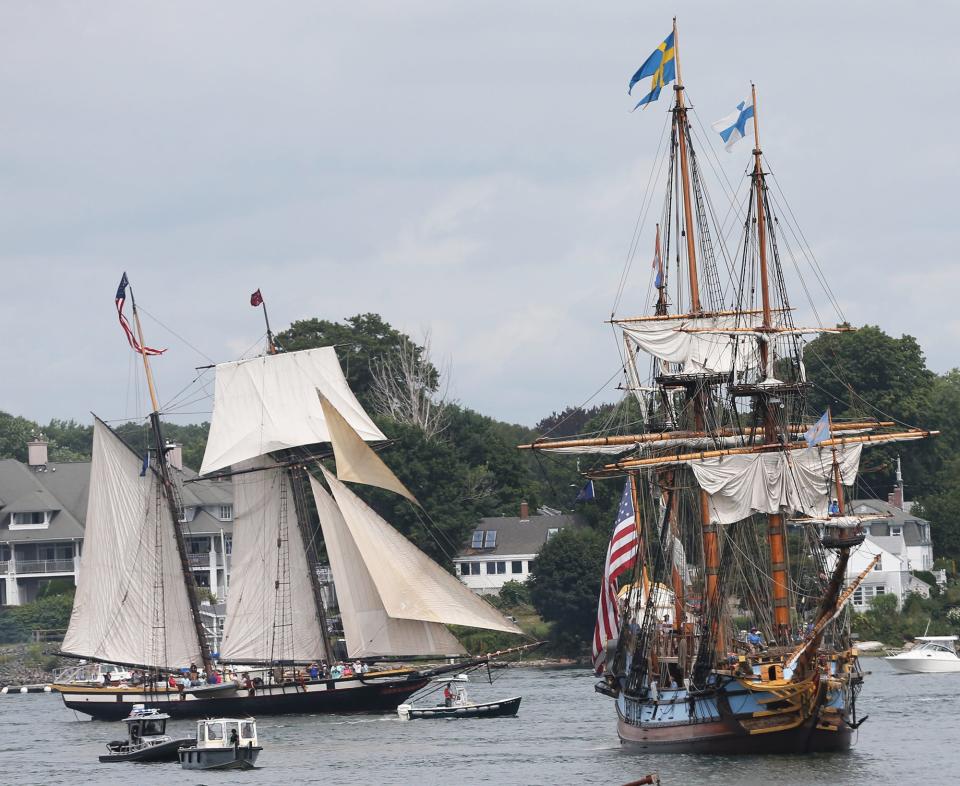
left=62, top=419, right=204, bottom=670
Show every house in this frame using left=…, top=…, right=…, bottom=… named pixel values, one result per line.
left=453, top=502, right=585, bottom=596
left=842, top=470, right=935, bottom=611
left=0, top=437, right=234, bottom=607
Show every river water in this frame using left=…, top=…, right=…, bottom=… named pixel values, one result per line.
left=1, top=658, right=956, bottom=785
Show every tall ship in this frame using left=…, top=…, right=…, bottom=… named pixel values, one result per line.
left=55, top=277, right=526, bottom=720
left=522, top=22, right=936, bottom=754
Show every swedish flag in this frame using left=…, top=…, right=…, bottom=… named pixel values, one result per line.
left=628, top=32, right=676, bottom=110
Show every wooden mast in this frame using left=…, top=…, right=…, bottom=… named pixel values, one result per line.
left=673, top=18, right=720, bottom=655
left=128, top=284, right=214, bottom=673
left=671, top=18, right=701, bottom=314
left=750, top=83, right=790, bottom=641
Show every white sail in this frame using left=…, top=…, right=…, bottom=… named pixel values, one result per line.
left=62, top=419, right=203, bottom=669
left=220, top=457, right=328, bottom=662
left=690, top=444, right=863, bottom=525
left=310, top=477, right=465, bottom=657
left=200, top=347, right=386, bottom=476
left=621, top=315, right=760, bottom=375
left=318, top=392, right=419, bottom=505
left=318, top=466, right=523, bottom=635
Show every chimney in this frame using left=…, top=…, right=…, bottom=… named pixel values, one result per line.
left=166, top=442, right=183, bottom=471
left=890, top=455, right=904, bottom=510
left=27, top=435, right=48, bottom=468
left=519, top=501, right=529, bottom=521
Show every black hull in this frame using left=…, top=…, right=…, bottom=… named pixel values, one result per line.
left=99, top=737, right=194, bottom=763
left=61, top=677, right=429, bottom=721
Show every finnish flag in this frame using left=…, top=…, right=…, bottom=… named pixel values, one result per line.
left=712, top=100, right=755, bottom=152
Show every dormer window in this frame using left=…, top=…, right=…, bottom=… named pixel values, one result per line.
left=483, top=530, right=497, bottom=548
left=471, top=530, right=484, bottom=548
left=180, top=507, right=196, bottom=523
left=546, top=527, right=560, bottom=541
left=890, top=526, right=902, bottom=537
left=218, top=505, right=233, bottom=522
left=10, top=511, right=50, bottom=529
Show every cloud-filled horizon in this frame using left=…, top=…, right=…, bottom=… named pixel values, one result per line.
left=2, top=2, right=957, bottom=430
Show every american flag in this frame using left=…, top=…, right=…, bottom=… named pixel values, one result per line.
left=115, top=273, right=165, bottom=356
left=592, top=478, right=640, bottom=673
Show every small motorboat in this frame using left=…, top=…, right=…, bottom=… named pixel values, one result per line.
left=886, top=636, right=960, bottom=673
left=397, top=674, right=521, bottom=720
left=178, top=717, right=262, bottom=770
left=99, top=705, right=193, bottom=763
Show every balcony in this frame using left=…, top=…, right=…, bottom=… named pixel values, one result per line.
left=187, top=553, right=226, bottom=569
left=15, top=559, right=76, bottom=575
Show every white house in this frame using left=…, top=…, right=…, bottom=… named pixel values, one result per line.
left=453, top=503, right=585, bottom=595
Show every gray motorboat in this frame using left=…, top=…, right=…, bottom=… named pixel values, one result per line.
left=178, top=717, right=262, bottom=770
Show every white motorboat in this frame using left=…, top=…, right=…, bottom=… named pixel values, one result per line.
left=178, top=717, right=262, bottom=770
left=886, top=636, right=960, bottom=674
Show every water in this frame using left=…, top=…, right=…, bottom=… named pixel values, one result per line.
left=2, top=658, right=957, bottom=785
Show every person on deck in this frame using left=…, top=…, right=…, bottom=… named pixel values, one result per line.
left=308, top=662, right=320, bottom=680
left=829, top=499, right=840, bottom=516
left=747, top=628, right=764, bottom=653
left=443, top=683, right=454, bottom=707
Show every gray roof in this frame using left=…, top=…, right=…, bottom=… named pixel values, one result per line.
left=456, top=514, right=586, bottom=558
left=0, top=459, right=85, bottom=542
left=0, top=455, right=234, bottom=542
left=851, top=498, right=931, bottom=546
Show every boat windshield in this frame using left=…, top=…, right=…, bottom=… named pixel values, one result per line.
left=207, top=722, right=224, bottom=740
left=241, top=722, right=255, bottom=739
left=142, top=720, right=164, bottom=735
left=915, top=641, right=956, bottom=654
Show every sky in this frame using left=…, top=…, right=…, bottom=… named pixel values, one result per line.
left=1, top=1, right=957, bottom=430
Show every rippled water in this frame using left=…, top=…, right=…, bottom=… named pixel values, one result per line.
left=2, top=658, right=957, bottom=785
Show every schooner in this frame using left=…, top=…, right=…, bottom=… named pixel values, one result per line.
left=56, top=279, right=528, bottom=720
left=521, top=22, right=935, bottom=754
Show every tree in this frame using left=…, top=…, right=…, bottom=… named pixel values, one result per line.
left=0, top=411, right=37, bottom=461
left=528, top=527, right=608, bottom=655
left=804, top=326, right=938, bottom=495
left=274, top=314, right=435, bottom=409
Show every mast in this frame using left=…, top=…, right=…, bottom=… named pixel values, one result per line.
left=671, top=18, right=701, bottom=314
left=129, top=286, right=214, bottom=672
left=749, top=84, right=791, bottom=641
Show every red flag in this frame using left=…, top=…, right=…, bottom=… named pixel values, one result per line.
left=592, top=479, right=639, bottom=673
left=250, top=289, right=263, bottom=307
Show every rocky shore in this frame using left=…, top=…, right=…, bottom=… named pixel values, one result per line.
left=0, top=643, right=69, bottom=687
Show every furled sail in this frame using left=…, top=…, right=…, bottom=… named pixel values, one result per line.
left=620, top=315, right=760, bottom=375
left=200, top=347, right=386, bottom=476
left=690, top=444, right=863, bottom=525
left=62, top=419, right=203, bottom=669
left=310, top=477, right=465, bottom=657
left=220, top=457, right=328, bottom=663
left=318, top=392, right=419, bottom=505
left=317, top=467, right=523, bottom=635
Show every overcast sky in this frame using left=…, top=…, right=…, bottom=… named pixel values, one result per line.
left=2, top=1, right=957, bottom=430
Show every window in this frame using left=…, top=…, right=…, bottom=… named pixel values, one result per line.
left=10, top=511, right=49, bottom=529
left=471, top=530, right=484, bottom=548
left=470, top=562, right=480, bottom=575
left=207, top=723, right=223, bottom=740
left=486, top=561, right=506, bottom=575
left=527, top=560, right=535, bottom=573
left=460, top=562, right=480, bottom=576
left=511, top=561, right=523, bottom=574
left=546, top=528, right=560, bottom=542
left=874, top=585, right=886, bottom=595
left=890, top=526, right=902, bottom=537
left=241, top=722, right=255, bottom=739
left=873, top=560, right=882, bottom=571
left=218, top=505, right=233, bottom=522
left=496, top=561, right=506, bottom=574
left=483, top=530, right=497, bottom=548
left=853, top=587, right=864, bottom=605
left=179, top=507, right=196, bottom=523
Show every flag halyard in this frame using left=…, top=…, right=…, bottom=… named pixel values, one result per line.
left=114, top=273, right=165, bottom=356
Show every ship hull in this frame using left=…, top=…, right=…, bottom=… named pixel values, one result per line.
left=616, top=714, right=852, bottom=754
left=613, top=671, right=855, bottom=755
left=54, top=674, right=428, bottom=721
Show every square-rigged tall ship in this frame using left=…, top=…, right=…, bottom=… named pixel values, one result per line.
left=54, top=276, right=531, bottom=720
left=521, top=21, right=936, bottom=754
